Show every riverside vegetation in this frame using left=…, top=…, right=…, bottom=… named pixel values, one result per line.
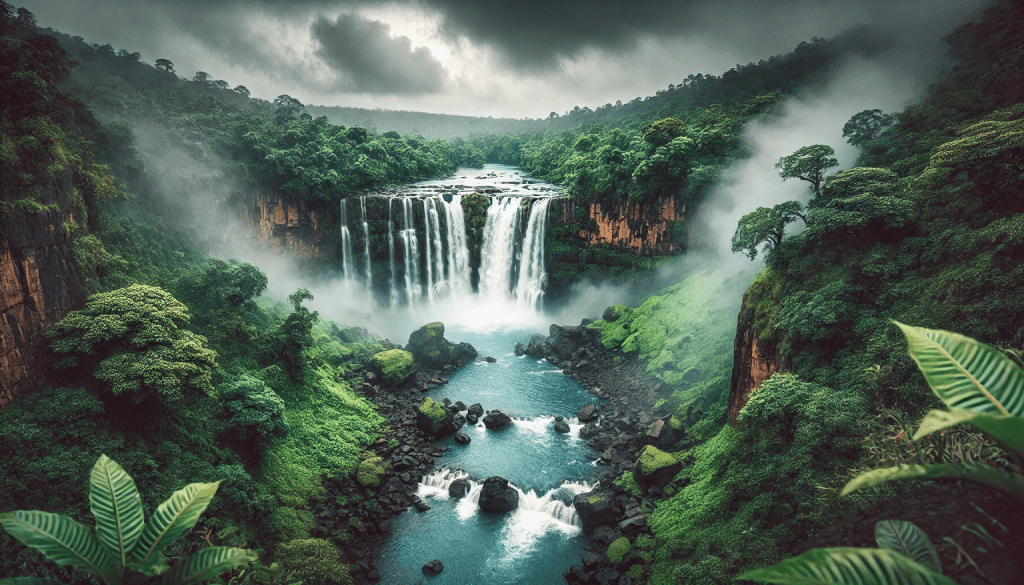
left=2, top=1, right=1024, bottom=584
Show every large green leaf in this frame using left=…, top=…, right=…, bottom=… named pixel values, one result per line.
left=130, top=482, right=219, bottom=565
left=874, top=520, right=942, bottom=574
left=0, top=511, right=116, bottom=583
left=90, top=455, right=145, bottom=565
left=915, top=408, right=1024, bottom=456
left=894, top=321, right=1024, bottom=416
left=842, top=463, right=1024, bottom=504
left=738, top=547, right=956, bottom=584
left=152, top=547, right=256, bottom=585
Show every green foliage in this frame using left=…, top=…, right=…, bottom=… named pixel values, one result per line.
left=649, top=373, right=868, bottom=582
left=732, top=201, right=807, bottom=260
left=418, top=397, right=448, bottom=425
left=607, top=536, right=632, bottom=563
left=277, top=539, right=351, bottom=585
left=355, top=457, right=391, bottom=488
left=776, top=144, right=839, bottom=195
left=738, top=548, right=954, bottom=585
left=370, top=349, right=416, bottom=386
left=843, top=109, right=897, bottom=148
left=47, top=285, right=217, bottom=402
left=0, top=455, right=255, bottom=585
left=265, top=508, right=314, bottom=542
left=219, top=376, right=287, bottom=444
left=874, top=520, right=942, bottom=574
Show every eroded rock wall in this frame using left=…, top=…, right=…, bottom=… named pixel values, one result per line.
left=244, top=193, right=331, bottom=260
left=0, top=170, right=87, bottom=407
left=559, top=194, right=684, bottom=254
left=728, top=289, right=786, bottom=425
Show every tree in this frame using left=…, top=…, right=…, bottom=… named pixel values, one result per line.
left=731, top=200, right=806, bottom=260
left=193, top=71, right=211, bottom=84
left=47, top=285, right=217, bottom=402
left=219, top=376, right=287, bottom=444
left=0, top=455, right=255, bottom=585
left=262, top=289, right=318, bottom=374
left=775, top=144, right=838, bottom=196
left=233, top=84, right=250, bottom=97
left=274, top=94, right=304, bottom=115
left=174, top=259, right=267, bottom=309
left=15, top=6, right=34, bottom=28
left=842, top=109, right=896, bottom=148
left=154, top=58, right=173, bottom=72
left=641, top=117, right=687, bottom=147
left=214, top=79, right=229, bottom=90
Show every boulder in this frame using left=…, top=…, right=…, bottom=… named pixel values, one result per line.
left=453, top=432, right=471, bottom=445
left=479, top=476, right=519, bottom=513
left=602, top=305, right=630, bottom=323
left=577, top=404, right=599, bottom=422
left=406, top=322, right=478, bottom=370
left=422, top=560, right=444, bottom=576
left=467, top=403, right=484, bottom=417
left=369, top=349, right=417, bottom=386
left=466, top=413, right=479, bottom=425
left=573, top=489, right=619, bottom=529
left=514, top=343, right=527, bottom=356
left=632, top=445, right=682, bottom=490
left=355, top=457, right=392, bottom=488
left=554, top=419, right=571, bottom=434
left=482, top=410, right=513, bottom=429
left=449, top=478, right=471, bottom=498
left=416, top=397, right=457, bottom=437
left=524, top=335, right=547, bottom=358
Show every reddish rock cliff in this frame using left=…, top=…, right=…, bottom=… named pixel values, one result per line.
left=560, top=195, right=685, bottom=254
left=728, top=289, right=786, bottom=425
left=244, top=193, right=331, bottom=260
left=0, top=170, right=87, bottom=408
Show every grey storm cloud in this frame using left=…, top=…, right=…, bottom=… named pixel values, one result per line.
left=311, top=13, right=447, bottom=94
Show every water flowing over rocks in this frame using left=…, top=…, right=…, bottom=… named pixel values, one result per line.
left=481, top=409, right=512, bottom=429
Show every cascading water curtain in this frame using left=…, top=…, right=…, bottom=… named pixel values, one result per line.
left=360, top=196, right=371, bottom=288
left=339, top=199, right=355, bottom=279
left=516, top=198, right=552, bottom=309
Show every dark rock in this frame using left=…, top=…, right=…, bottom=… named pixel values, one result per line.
left=633, top=445, right=682, bottom=490
left=406, top=322, right=477, bottom=370
left=554, top=420, right=571, bottom=434
left=415, top=397, right=458, bottom=437
left=593, top=569, right=622, bottom=585
left=573, top=490, right=620, bottom=529
left=422, top=560, right=444, bottom=576
left=514, top=343, right=527, bottom=356
left=479, top=476, right=519, bottom=513
left=454, top=401, right=467, bottom=411
left=466, top=413, right=479, bottom=425
left=483, top=356, right=497, bottom=363
left=467, top=403, right=484, bottom=417
left=449, top=478, right=471, bottom=498
left=453, top=414, right=466, bottom=430
left=577, top=404, right=599, bottom=422
left=525, top=334, right=547, bottom=358
left=453, top=432, right=471, bottom=445
left=482, top=410, right=513, bottom=429
left=564, top=564, right=588, bottom=585
left=581, top=550, right=605, bottom=570
left=618, top=515, right=647, bottom=537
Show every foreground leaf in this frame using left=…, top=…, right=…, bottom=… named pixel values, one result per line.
left=131, top=482, right=219, bottom=564
left=152, top=547, right=256, bottom=585
left=842, top=463, right=1024, bottom=503
left=874, top=520, right=942, bottom=574
left=915, top=408, right=1024, bottom=456
left=0, top=579, right=70, bottom=585
left=738, top=547, right=956, bottom=584
left=0, top=511, right=115, bottom=583
left=90, top=455, right=145, bottom=564
left=894, top=321, right=1024, bottom=416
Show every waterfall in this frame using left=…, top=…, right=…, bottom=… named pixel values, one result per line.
left=400, top=198, right=421, bottom=306
left=428, top=199, right=445, bottom=299
left=339, top=199, right=355, bottom=279
left=360, top=196, right=371, bottom=288
left=479, top=197, right=524, bottom=301
left=387, top=199, right=398, bottom=308
left=440, top=195, right=471, bottom=296
left=516, top=198, right=551, bottom=310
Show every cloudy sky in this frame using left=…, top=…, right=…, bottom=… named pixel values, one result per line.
left=22, top=0, right=990, bottom=118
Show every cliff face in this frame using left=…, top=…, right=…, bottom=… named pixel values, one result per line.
left=728, top=289, right=786, bottom=425
left=0, top=170, right=87, bottom=408
left=244, top=193, right=331, bottom=260
left=559, top=194, right=685, bottom=254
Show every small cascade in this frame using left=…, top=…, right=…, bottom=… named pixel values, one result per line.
left=440, top=195, right=471, bottom=296
left=400, top=198, right=421, bottom=306
left=514, top=487, right=582, bottom=529
left=387, top=199, right=398, bottom=308
left=428, top=200, right=445, bottom=298
left=516, top=197, right=551, bottom=309
left=360, top=196, right=371, bottom=288
left=479, top=197, right=524, bottom=301
left=339, top=199, right=355, bottom=279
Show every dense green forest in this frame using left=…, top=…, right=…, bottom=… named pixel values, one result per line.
left=3, top=0, right=1024, bottom=584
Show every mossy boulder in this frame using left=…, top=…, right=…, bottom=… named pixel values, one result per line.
left=632, top=445, right=682, bottom=490
left=607, top=536, right=632, bottom=563
left=602, top=304, right=630, bottom=322
left=355, top=456, right=392, bottom=487
left=416, top=397, right=457, bottom=437
left=572, top=489, right=619, bottom=529
left=406, top=322, right=477, bottom=369
left=278, top=538, right=352, bottom=585
left=369, top=349, right=416, bottom=386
